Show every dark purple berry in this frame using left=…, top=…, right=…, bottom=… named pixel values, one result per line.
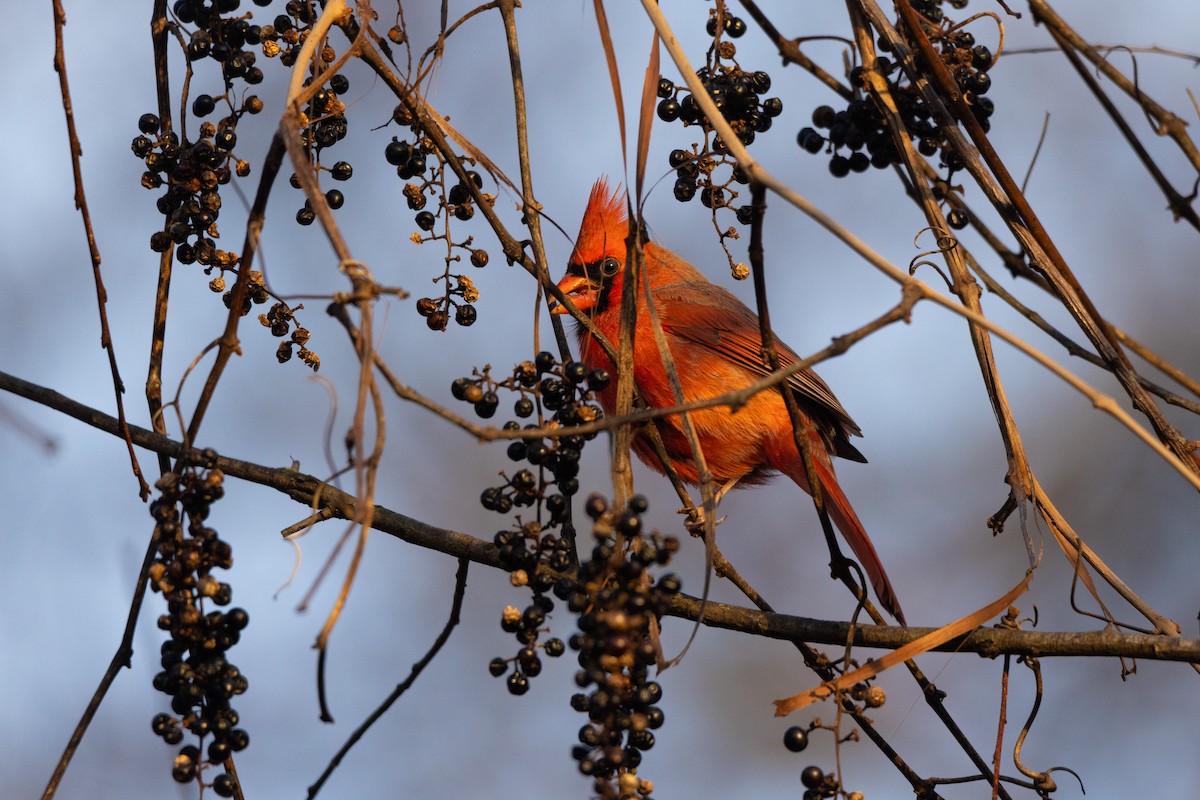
left=784, top=726, right=810, bottom=752
left=657, top=98, right=681, bottom=122
left=193, top=94, right=216, bottom=117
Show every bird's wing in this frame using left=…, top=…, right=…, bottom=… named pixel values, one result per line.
left=654, top=282, right=867, bottom=461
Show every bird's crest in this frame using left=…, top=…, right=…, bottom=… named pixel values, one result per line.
left=569, top=178, right=628, bottom=267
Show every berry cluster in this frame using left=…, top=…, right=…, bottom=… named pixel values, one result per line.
left=784, top=725, right=840, bottom=799
left=657, top=61, right=780, bottom=215
left=799, top=764, right=840, bottom=800
left=292, top=75, right=354, bottom=226
left=177, top=1, right=358, bottom=226
left=260, top=300, right=319, bottom=369
left=173, top=0, right=268, bottom=86
left=415, top=272, right=481, bottom=331
left=654, top=7, right=780, bottom=275
left=795, top=2, right=994, bottom=229
left=142, top=0, right=275, bottom=262
left=566, top=494, right=681, bottom=799
left=456, top=351, right=606, bottom=504
left=136, top=0, right=333, bottom=369
left=467, top=352, right=608, bottom=695
left=403, top=153, right=495, bottom=329
left=656, top=65, right=779, bottom=158
left=147, top=459, right=249, bottom=797
left=133, top=113, right=247, bottom=269
left=781, top=680, right=885, bottom=799
left=487, top=566, right=569, bottom=697
left=385, top=135, right=431, bottom=182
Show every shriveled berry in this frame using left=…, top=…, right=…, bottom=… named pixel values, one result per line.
left=673, top=178, right=696, bottom=202
left=470, top=249, right=489, bottom=267
left=415, top=211, right=436, bottom=231
left=455, top=304, right=477, bottom=326
left=331, top=161, right=353, bottom=181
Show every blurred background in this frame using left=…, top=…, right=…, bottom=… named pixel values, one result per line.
left=3, top=1, right=1197, bottom=798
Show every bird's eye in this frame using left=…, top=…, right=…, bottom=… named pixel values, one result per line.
left=599, top=256, right=620, bottom=277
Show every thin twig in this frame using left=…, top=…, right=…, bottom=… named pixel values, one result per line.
left=51, top=0, right=148, bottom=499
left=1046, top=26, right=1199, bottom=229
left=307, top=558, right=469, bottom=798
left=1027, top=0, right=1200, bottom=173
left=41, top=531, right=160, bottom=800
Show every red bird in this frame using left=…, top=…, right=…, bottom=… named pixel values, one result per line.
left=553, top=179, right=905, bottom=624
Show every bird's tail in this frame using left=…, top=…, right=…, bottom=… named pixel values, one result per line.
left=786, top=454, right=906, bottom=625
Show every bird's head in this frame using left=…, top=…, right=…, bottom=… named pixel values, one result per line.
left=553, top=178, right=629, bottom=315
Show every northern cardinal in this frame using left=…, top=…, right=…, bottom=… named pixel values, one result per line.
left=552, top=179, right=905, bottom=624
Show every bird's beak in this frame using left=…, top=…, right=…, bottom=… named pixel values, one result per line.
left=551, top=273, right=598, bottom=315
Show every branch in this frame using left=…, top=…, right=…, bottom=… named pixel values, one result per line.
left=5, top=369, right=1198, bottom=665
